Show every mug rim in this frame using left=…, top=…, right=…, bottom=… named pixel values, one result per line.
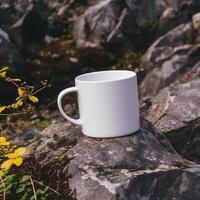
left=75, top=70, right=136, bottom=83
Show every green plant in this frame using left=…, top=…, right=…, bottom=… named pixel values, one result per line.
left=0, top=173, right=15, bottom=195
left=0, top=67, right=54, bottom=199
left=17, top=175, right=49, bottom=200
left=0, top=173, right=50, bottom=200
left=0, top=136, right=28, bottom=199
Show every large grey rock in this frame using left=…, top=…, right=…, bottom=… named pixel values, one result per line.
left=0, top=0, right=37, bottom=27
left=0, top=28, right=23, bottom=66
left=2, top=0, right=68, bottom=49
left=26, top=118, right=200, bottom=200
left=7, top=1, right=52, bottom=49
left=147, top=79, right=200, bottom=162
left=140, top=22, right=200, bottom=97
left=31, top=121, right=83, bottom=166
left=73, top=0, right=200, bottom=52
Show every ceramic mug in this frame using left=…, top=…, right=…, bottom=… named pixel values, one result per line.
left=57, top=70, right=140, bottom=138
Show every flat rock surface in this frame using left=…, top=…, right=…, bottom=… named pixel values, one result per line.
left=27, top=118, right=200, bottom=200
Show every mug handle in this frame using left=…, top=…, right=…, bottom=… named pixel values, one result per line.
left=57, top=87, right=82, bottom=126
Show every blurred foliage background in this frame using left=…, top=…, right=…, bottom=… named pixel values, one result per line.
left=0, top=0, right=146, bottom=140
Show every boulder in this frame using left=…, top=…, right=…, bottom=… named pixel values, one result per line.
left=140, top=21, right=200, bottom=97
left=0, top=0, right=35, bottom=27
left=0, top=1, right=21, bottom=26
left=3, top=0, right=70, bottom=48
left=147, top=79, right=200, bottom=162
left=0, top=28, right=24, bottom=69
left=73, top=0, right=200, bottom=52
left=7, top=1, right=52, bottom=49
left=26, top=118, right=200, bottom=199
left=32, top=121, right=83, bottom=166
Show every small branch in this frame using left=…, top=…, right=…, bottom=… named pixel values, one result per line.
left=29, top=176, right=37, bottom=200
left=32, top=86, right=46, bottom=96
left=0, top=112, right=26, bottom=116
left=10, top=80, right=20, bottom=88
left=0, top=176, right=6, bottom=200
left=24, top=98, right=28, bottom=122
left=32, top=179, right=60, bottom=195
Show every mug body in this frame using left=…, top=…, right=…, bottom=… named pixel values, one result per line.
left=75, top=70, right=140, bottom=138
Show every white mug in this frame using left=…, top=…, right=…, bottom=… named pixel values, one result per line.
left=57, top=70, right=140, bottom=138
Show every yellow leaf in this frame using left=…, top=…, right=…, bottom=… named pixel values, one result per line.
left=5, top=77, right=12, bottom=82
left=16, top=99, right=23, bottom=107
left=0, top=137, right=6, bottom=143
left=6, top=153, right=17, bottom=159
left=18, top=88, right=24, bottom=97
left=0, top=71, right=6, bottom=78
left=28, top=95, right=39, bottom=103
left=15, top=147, right=26, bottom=156
left=11, top=103, right=17, bottom=109
left=0, top=106, right=6, bottom=113
left=0, top=141, right=9, bottom=146
left=1, top=160, right=13, bottom=170
left=0, top=171, right=4, bottom=177
left=11, top=99, right=23, bottom=109
left=6, top=147, right=26, bottom=159
left=12, top=157, right=23, bottom=167
left=0, top=67, right=9, bottom=72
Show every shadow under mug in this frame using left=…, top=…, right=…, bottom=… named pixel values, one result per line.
left=57, top=70, right=140, bottom=138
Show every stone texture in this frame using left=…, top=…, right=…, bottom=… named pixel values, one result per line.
left=174, top=61, right=200, bottom=84
left=26, top=118, right=200, bottom=200
left=140, top=21, right=200, bottom=97
left=0, top=28, right=24, bottom=67
left=7, top=1, right=51, bottom=49
left=30, top=121, right=83, bottom=166
left=0, top=0, right=27, bottom=26
left=147, top=79, right=200, bottom=162
left=73, top=0, right=200, bottom=52
left=1, top=0, right=69, bottom=49
left=11, top=128, right=41, bottom=146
